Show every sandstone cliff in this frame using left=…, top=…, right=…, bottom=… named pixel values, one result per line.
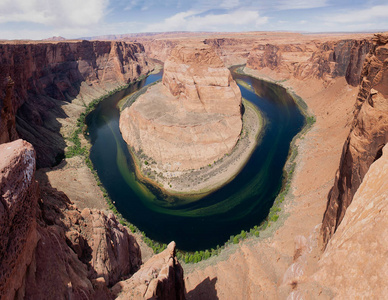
left=0, top=139, right=141, bottom=299
left=204, top=38, right=256, bottom=66
left=120, top=42, right=242, bottom=171
left=312, top=144, right=388, bottom=298
left=112, top=242, right=185, bottom=300
left=321, top=33, right=388, bottom=246
left=0, top=140, right=38, bottom=300
left=247, top=39, right=372, bottom=86
left=0, top=40, right=151, bottom=167
left=0, top=139, right=185, bottom=299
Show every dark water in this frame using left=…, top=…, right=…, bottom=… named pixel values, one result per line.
left=86, top=69, right=305, bottom=251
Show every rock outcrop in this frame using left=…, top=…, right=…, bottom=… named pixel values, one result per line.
left=120, top=42, right=242, bottom=171
left=0, top=76, right=18, bottom=144
left=313, top=144, right=388, bottom=298
left=0, top=40, right=151, bottom=167
left=112, top=241, right=185, bottom=300
left=0, top=139, right=144, bottom=299
left=0, top=140, right=38, bottom=300
left=247, top=39, right=372, bottom=86
left=204, top=38, right=256, bottom=66
left=321, top=33, right=388, bottom=246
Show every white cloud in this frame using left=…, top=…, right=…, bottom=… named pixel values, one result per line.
left=124, top=0, right=139, bottom=11
left=323, top=5, right=388, bottom=24
left=0, top=0, right=109, bottom=28
left=275, top=0, right=328, bottom=10
left=219, top=0, right=240, bottom=9
left=145, top=9, right=268, bottom=32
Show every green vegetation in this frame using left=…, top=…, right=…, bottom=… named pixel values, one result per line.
left=63, top=68, right=317, bottom=266
left=63, top=78, right=175, bottom=256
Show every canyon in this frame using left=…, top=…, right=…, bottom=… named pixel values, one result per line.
left=118, top=42, right=264, bottom=194
left=0, top=31, right=387, bottom=299
left=120, top=42, right=243, bottom=172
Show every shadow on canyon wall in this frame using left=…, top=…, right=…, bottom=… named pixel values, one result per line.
left=186, top=277, right=219, bottom=300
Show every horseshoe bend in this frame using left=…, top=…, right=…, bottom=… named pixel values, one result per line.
left=0, top=13, right=388, bottom=300
left=119, top=43, right=264, bottom=194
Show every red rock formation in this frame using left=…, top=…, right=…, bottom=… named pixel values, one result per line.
left=120, top=42, right=242, bottom=171
left=313, top=144, right=388, bottom=298
left=321, top=33, right=388, bottom=246
left=0, top=140, right=38, bottom=299
left=0, top=139, right=145, bottom=299
left=23, top=184, right=142, bottom=298
left=247, top=39, right=372, bottom=86
left=0, top=76, right=18, bottom=144
left=112, top=241, right=185, bottom=300
left=139, top=39, right=179, bottom=62
left=204, top=38, right=256, bottom=66
left=0, top=40, right=151, bottom=167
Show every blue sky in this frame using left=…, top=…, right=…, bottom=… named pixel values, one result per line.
left=0, top=0, right=387, bottom=39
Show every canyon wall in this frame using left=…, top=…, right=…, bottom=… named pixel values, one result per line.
left=321, top=34, right=388, bottom=245
left=0, top=140, right=38, bottom=300
left=204, top=38, right=256, bottom=66
left=0, top=40, right=186, bottom=299
left=0, top=139, right=184, bottom=299
left=112, top=242, right=185, bottom=300
left=312, top=144, right=388, bottom=298
left=120, top=42, right=242, bottom=171
left=246, top=38, right=372, bottom=86
left=0, top=40, right=151, bottom=167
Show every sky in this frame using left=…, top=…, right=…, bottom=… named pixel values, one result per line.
left=0, top=0, right=387, bottom=40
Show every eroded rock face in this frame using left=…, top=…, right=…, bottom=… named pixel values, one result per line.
left=120, top=42, right=242, bottom=171
left=0, top=139, right=38, bottom=300
left=0, top=41, right=151, bottom=167
left=0, top=139, right=143, bottom=299
left=321, top=33, right=388, bottom=246
left=28, top=186, right=142, bottom=298
left=0, top=76, right=18, bottom=144
left=112, top=241, right=185, bottom=300
left=76, top=208, right=141, bottom=286
left=247, top=39, right=372, bottom=86
left=313, top=144, right=388, bottom=298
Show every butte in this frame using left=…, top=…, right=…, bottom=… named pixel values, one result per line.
left=120, top=43, right=243, bottom=174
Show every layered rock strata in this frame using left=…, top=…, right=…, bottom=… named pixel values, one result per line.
left=120, top=43, right=242, bottom=171
left=0, top=140, right=136, bottom=298
left=247, top=39, right=372, bottom=86
left=313, top=144, right=388, bottom=298
left=0, top=140, right=38, bottom=300
left=0, top=40, right=151, bottom=167
left=0, top=76, right=18, bottom=144
left=112, top=241, right=185, bottom=300
left=0, top=137, right=186, bottom=299
left=321, top=33, right=388, bottom=246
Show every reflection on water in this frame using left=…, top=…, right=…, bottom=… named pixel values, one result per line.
left=86, top=69, right=304, bottom=251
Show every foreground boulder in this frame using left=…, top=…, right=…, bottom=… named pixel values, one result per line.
left=0, top=140, right=38, bottom=299
left=0, top=139, right=141, bottom=298
left=112, top=242, right=185, bottom=299
left=120, top=42, right=242, bottom=171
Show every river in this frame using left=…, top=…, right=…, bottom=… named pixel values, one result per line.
left=86, top=68, right=304, bottom=251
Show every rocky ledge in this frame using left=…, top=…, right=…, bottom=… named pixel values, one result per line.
left=321, top=33, right=388, bottom=246
left=0, top=139, right=185, bottom=299
left=120, top=42, right=243, bottom=172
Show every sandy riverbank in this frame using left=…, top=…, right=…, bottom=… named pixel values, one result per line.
left=129, top=98, right=264, bottom=197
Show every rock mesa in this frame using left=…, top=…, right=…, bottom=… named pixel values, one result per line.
left=120, top=43, right=242, bottom=171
